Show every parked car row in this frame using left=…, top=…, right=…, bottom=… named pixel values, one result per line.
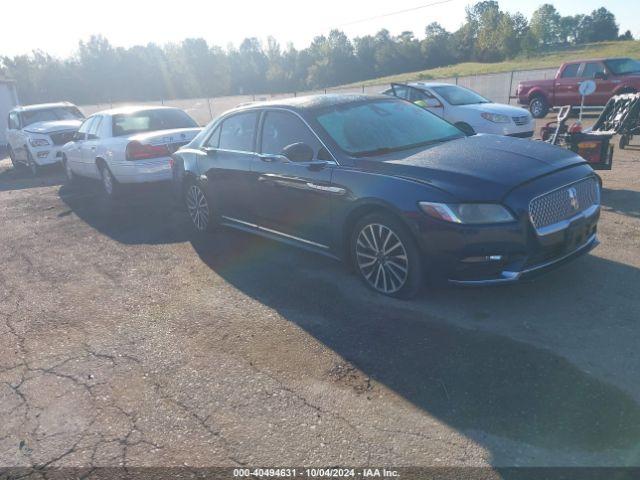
left=4, top=94, right=603, bottom=298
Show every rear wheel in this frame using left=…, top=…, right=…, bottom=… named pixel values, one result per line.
left=529, top=95, right=549, bottom=118
left=184, top=181, right=216, bottom=233
left=351, top=212, right=423, bottom=298
left=98, top=163, right=119, bottom=199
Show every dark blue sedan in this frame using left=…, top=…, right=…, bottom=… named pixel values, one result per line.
left=170, top=95, right=601, bottom=298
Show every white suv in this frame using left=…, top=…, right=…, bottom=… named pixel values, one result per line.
left=6, top=102, right=84, bottom=174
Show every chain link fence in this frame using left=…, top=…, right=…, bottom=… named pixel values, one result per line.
left=80, top=66, right=560, bottom=126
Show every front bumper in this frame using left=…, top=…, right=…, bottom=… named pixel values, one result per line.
left=31, top=146, right=65, bottom=166
left=448, top=233, right=599, bottom=286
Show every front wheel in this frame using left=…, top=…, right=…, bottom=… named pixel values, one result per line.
left=26, top=150, right=39, bottom=176
left=7, top=146, right=20, bottom=170
left=351, top=213, right=423, bottom=298
left=63, top=156, right=77, bottom=184
left=529, top=96, right=549, bottom=118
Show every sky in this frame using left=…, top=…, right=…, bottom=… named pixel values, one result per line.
left=1, top=0, right=638, bottom=58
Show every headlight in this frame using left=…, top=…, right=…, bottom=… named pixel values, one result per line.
left=480, top=112, right=510, bottom=123
left=29, top=138, right=50, bottom=147
left=419, top=202, right=515, bottom=224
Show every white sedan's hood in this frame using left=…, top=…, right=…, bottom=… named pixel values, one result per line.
left=24, top=119, right=83, bottom=134
left=457, top=102, right=530, bottom=117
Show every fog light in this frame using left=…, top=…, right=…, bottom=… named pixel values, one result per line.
left=37, top=151, right=49, bottom=159
left=462, top=255, right=504, bottom=263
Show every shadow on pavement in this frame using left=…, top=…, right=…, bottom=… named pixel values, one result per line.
left=0, top=164, right=65, bottom=192
left=46, top=161, right=640, bottom=459
left=189, top=229, right=640, bottom=456
left=58, top=180, right=191, bottom=245
left=602, top=187, right=640, bottom=219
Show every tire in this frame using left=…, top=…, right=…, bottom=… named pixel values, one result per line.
left=619, top=135, right=629, bottom=150
left=26, top=150, right=39, bottom=176
left=7, top=146, right=21, bottom=170
left=184, top=180, right=217, bottom=233
left=98, top=163, right=119, bottom=200
left=351, top=212, right=423, bottom=299
left=529, top=95, right=549, bottom=119
left=455, top=122, right=475, bottom=136
left=62, top=156, right=77, bottom=184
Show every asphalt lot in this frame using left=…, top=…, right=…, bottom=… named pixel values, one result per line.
left=1, top=119, right=639, bottom=470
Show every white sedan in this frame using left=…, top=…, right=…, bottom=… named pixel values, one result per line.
left=383, top=82, right=534, bottom=138
left=62, top=106, right=201, bottom=198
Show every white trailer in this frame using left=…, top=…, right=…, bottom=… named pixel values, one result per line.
left=0, top=77, right=19, bottom=148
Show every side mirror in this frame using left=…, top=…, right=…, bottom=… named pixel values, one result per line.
left=203, top=147, right=217, bottom=157
left=281, top=142, right=314, bottom=162
left=594, top=72, right=607, bottom=80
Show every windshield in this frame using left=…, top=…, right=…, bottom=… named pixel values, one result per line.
left=431, top=85, right=490, bottom=105
left=21, top=106, right=84, bottom=127
left=315, top=99, right=464, bottom=157
left=604, top=58, right=640, bottom=75
left=112, top=109, right=198, bottom=136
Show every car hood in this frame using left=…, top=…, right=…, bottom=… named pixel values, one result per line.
left=457, top=102, right=531, bottom=117
left=353, top=135, right=587, bottom=202
left=24, top=119, right=83, bottom=134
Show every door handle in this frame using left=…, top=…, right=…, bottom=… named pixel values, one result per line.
left=90, top=146, right=96, bottom=151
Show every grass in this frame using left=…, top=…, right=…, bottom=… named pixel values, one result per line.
left=341, top=40, right=640, bottom=88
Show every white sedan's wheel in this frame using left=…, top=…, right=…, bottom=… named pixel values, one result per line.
left=99, top=165, right=118, bottom=198
left=186, top=184, right=211, bottom=232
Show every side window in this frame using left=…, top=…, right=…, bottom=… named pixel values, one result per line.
left=582, top=62, right=606, bottom=79
left=409, top=88, right=434, bottom=102
left=87, top=116, right=102, bottom=139
left=204, top=124, right=221, bottom=149
left=218, top=112, right=258, bottom=152
left=75, top=116, right=94, bottom=141
left=260, top=111, right=323, bottom=160
left=391, top=85, right=409, bottom=99
left=561, top=64, right=580, bottom=78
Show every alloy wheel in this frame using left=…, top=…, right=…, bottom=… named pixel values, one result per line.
left=355, top=223, right=409, bottom=295
left=530, top=99, right=543, bottom=117
left=186, top=184, right=210, bottom=232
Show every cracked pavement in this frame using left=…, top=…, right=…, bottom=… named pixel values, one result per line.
left=1, top=123, right=640, bottom=470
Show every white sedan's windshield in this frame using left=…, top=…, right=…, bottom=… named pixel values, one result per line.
left=431, top=85, right=491, bottom=105
left=315, top=100, right=463, bottom=157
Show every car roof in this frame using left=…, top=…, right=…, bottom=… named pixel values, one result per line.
left=229, top=93, right=391, bottom=115
left=563, top=57, right=630, bottom=65
left=406, top=82, right=458, bottom=88
left=91, top=105, right=185, bottom=116
left=12, top=101, right=77, bottom=113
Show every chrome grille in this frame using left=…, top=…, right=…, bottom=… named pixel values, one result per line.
left=512, top=115, right=530, bottom=126
left=50, top=130, right=76, bottom=146
left=529, top=178, right=600, bottom=232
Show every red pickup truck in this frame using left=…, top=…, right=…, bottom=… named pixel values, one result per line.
left=516, top=57, right=640, bottom=118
